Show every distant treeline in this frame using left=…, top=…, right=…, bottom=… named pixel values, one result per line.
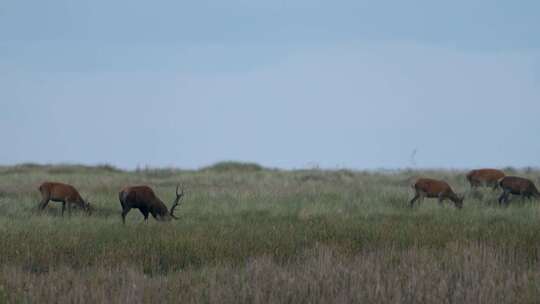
left=0, top=161, right=538, bottom=175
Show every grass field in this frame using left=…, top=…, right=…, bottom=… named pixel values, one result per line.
left=1, top=163, right=540, bottom=303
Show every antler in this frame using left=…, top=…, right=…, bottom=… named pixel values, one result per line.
left=169, top=184, right=184, bottom=219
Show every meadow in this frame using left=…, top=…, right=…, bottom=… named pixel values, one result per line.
left=0, top=163, right=540, bottom=303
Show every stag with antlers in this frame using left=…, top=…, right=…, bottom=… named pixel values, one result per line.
left=118, top=184, right=185, bottom=224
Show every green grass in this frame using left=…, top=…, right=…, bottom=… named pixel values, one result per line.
left=0, top=164, right=540, bottom=303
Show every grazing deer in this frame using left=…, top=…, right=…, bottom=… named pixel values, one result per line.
left=119, top=184, right=184, bottom=224
left=38, top=182, right=92, bottom=216
left=498, top=176, right=540, bottom=205
left=466, top=168, right=505, bottom=189
left=410, top=178, right=464, bottom=209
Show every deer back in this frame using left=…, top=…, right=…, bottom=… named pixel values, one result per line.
left=414, top=178, right=453, bottom=196
left=500, top=176, right=539, bottom=195
left=467, top=169, right=505, bottom=184
left=120, top=186, right=169, bottom=216
left=40, top=182, right=84, bottom=203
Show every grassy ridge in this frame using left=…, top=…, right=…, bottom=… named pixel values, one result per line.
left=0, top=163, right=540, bottom=303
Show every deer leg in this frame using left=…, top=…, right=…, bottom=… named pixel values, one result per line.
left=61, top=202, right=66, bottom=217
left=38, top=198, right=50, bottom=211
left=139, top=208, right=149, bottom=223
left=67, top=201, right=72, bottom=216
left=409, top=194, right=419, bottom=208
left=121, top=208, right=131, bottom=224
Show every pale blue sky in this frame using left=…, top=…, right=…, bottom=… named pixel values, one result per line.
left=1, top=1, right=539, bottom=169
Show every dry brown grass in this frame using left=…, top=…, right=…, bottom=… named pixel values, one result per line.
left=0, top=244, right=538, bottom=303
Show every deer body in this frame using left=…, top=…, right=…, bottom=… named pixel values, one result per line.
left=410, top=178, right=463, bottom=209
left=38, top=182, right=91, bottom=216
left=119, top=185, right=184, bottom=224
left=498, top=176, right=540, bottom=205
left=466, top=168, right=505, bottom=189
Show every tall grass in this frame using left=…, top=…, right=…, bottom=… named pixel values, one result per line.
left=0, top=164, right=539, bottom=302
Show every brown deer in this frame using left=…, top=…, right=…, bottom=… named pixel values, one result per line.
left=38, top=182, right=92, bottom=216
left=119, top=184, right=184, bottom=224
left=409, top=178, right=464, bottom=209
left=466, top=168, right=505, bottom=189
left=498, top=176, right=540, bottom=205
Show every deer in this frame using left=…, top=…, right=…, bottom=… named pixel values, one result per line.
left=466, top=168, right=505, bottom=190
left=38, top=182, right=92, bottom=216
left=409, top=178, right=464, bottom=209
left=119, top=184, right=184, bottom=224
left=498, top=176, right=540, bottom=205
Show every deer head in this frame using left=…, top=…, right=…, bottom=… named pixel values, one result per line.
left=454, top=195, right=464, bottom=209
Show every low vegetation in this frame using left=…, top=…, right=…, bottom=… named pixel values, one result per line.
left=0, top=164, right=539, bottom=303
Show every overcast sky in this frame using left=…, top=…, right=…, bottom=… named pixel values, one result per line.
left=1, top=1, right=539, bottom=169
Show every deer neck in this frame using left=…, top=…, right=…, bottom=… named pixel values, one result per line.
left=151, top=199, right=169, bottom=217
left=447, top=192, right=460, bottom=203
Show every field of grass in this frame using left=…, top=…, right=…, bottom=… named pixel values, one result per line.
left=1, top=163, right=540, bottom=303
